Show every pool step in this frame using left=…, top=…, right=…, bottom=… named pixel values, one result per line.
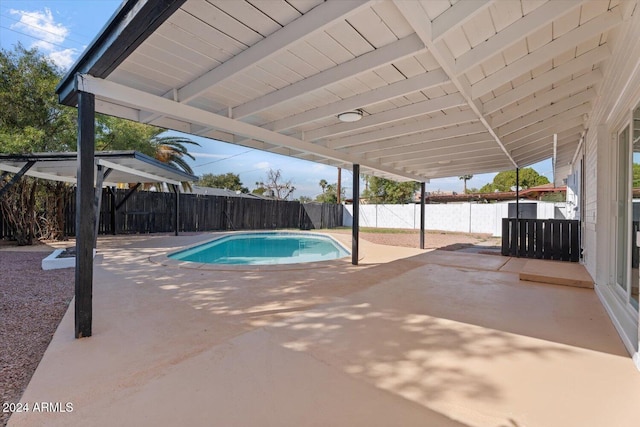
left=519, top=259, right=594, bottom=289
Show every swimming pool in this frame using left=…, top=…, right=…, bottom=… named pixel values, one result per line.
left=169, top=232, right=350, bottom=265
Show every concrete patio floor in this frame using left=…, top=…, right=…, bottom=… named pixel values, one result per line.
left=8, top=232, right=640, bottom=427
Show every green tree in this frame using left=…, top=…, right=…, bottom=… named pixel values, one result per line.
left=0, top=44, right=77, bottom=153
left=197, top=172, right=248, bottom=192
left=459, top=174, right=473, bottom=194
left=315, top=181, right=345, bottom=204
left=362, top=176, right=419, bottom=204
left=633, top=163, right=640, bottom=188
left=0, top=45, right=77, bottom=243
left=479, top=168, right=549, bottom=193
left=297, top=195, right=313, bottom=203
left=95, top=115, right=159, bottom=156
left=0, top=45, right=199, bottom=243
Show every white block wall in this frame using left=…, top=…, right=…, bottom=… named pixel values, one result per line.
left=343, top=201, right=564, bottom=237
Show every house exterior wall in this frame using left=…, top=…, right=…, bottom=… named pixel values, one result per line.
left=575, top=5, right=640, bottom=365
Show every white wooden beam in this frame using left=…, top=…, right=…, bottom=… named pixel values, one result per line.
left=76, top=74, right=425, bottom=181
left=482, top=44, right=610, bottom=114
left=510, top=126, right=583, bottom=159
left=304, top=93, right=466, bottom=141
left=502, top=104, right=591, bottom=145
left=392, top=0, right=518, bottom=168
left=512, top=138, right=577, bottom=164
left=497, top=89, right=596, bottom=137
left=347, top=122, right=487, bottom=154
left=455, top=0, right=586, bottom=74
left=97, top=159, right=181, bottom=186
left=325, top=109, right=478, bottom=150
left=421, top=163, right=513, bottom=179
left=490, top=70, right=602, bottom=128
left=409, top=158, right=511, bottom=176
left=397, top=152, right=506, bottom=168
left=432, top=0, right=492, bottom=42
left=267, top=69, right=449, bottom=131
left=506, top=121, right=585, bottom=159
left=232, top=34, right=425, bottom=119
left=0, top=163, right=79, bottom=185
left=370, top=136, right=495, bottom=163
left=176, top=0, right=375, bottom=104
left=471, top=8, right=621, bottom=99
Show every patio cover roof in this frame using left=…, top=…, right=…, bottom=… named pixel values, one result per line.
left=0, top=151, right=197, bottom=186
left=55, top=0, right=633, bottom=183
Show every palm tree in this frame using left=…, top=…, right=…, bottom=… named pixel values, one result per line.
left=459, top=174, right=473, bottom=194
left=151, top=135, right=200, bottom=175
left=146, top=135, right=200, bottom=191
left=319, top=179, right=328, bottom=193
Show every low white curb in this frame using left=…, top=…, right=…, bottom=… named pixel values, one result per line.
left=42, top=249, right=96, bottom=270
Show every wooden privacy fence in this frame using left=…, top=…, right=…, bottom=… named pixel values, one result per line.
left=501, top=218, right=580, bottom=262
left=82, top=189, right=342, bottom=235
left=0, top=190, right=343, bottom=238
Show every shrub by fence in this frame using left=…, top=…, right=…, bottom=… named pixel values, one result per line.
left=0, top=189, right=343, bottom=239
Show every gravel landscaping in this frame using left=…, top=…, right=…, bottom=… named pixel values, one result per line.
left=0, top=249, right=74, bottom=427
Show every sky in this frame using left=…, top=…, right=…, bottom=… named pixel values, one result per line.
left=0, top=0, right=553, bottom=199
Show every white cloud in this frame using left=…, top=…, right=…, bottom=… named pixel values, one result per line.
left=254, top=161, right=271, bottom=170
left=47, top=48, right=78, bottom=70
left=10, top=8, right=77, bottom=70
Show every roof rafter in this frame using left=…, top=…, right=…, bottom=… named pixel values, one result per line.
left=482, top=45, right=610, bottom=114
left=502, top=104, right=591, bottom=145
left=397, top=152, right=505, bottom=168
left=175, top=0, right=375, bottom=104
left=232, top=33, right=426, bottom=119
left=392, top=0, right=518, bottom=168
left=455, top=0, right=586, bottom=75
left=409, top=158, right=511, bottom=176
left=325, top=109, right=478, bottom=150
left=76, top=74, right=424, bottom=181
left=304, top=93, right=466, bottom=141
left=489, top=70, right=602, bottom=128
left=497, top=89, right=596, bottom=137
left=471, top=7, right=621, bottom=99
left=266, top=69, right=449, bottom=131
left=432, top=0, right=492, bottom=42
left=347, top=122, right=487, bottom=155
left=369, top=135, right=495, bottom=163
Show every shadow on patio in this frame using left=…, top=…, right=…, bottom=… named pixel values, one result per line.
left=8, top=233, right=640, bottom=427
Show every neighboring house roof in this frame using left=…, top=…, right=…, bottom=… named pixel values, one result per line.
left=189, top=186, right=267, bottom=199
left=55, top=0, right=627, bottom=184
left=425, top=184, right=566, bottom=203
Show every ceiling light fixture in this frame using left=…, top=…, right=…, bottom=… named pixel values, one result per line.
left=338, top=109, right=363, bottom=122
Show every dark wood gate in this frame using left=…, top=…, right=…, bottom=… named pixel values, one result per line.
left=501, top=218, right=580, bottom=262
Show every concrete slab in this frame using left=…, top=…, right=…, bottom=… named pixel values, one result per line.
left=7, top=233, right=639, bottom=427
left=498, top=257, right=529, bottom=273
left=520, top=259, right=594, bottom=289
left=415, top=249, right=510, bottom=271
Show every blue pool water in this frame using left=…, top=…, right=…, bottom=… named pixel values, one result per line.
left=169, top=232, right=350, bottom=265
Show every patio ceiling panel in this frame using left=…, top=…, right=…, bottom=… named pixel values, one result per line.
left=57, top=0, right=629, bottom=183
